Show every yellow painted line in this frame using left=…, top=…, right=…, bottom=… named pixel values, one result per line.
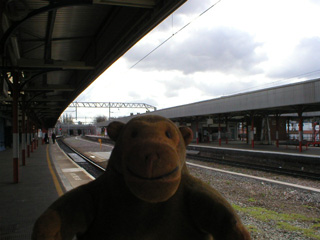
left=46, top=145, right=64, bottom=196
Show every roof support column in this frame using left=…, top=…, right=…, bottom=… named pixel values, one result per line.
left=12, top=71, right=19, bottom=183
left=21, top=105, right=26, bottom=166
left=37, top=127, right=39, bottom=148
left=27, top=115, right=30, bottom=157
left=30, top=120, right=34, bottom=153
left=218, top=115, right=221, bottom=146
left=312, top=121, right=317, bottom=146
left=246, top=118, right=249, bottom=144
left=225, top=116, right=228, bottom=144
left=298, top=110, right=303, bottom=152
left=33, top=125, right=38, bottom=150
left=196, top=118, right=199, bottom=144
left=241, top=120, right=245, bottom=142
left=41, top=127, right=45, bottom=145
left=33, top=123, right=37, bottom=150
left=266, top=115, right=271, bottom=145
left=275, top=114, right=280, bottom=148
left=286, top=118, right=290, bottom=141
left=251, top=113, right=255, bottom=148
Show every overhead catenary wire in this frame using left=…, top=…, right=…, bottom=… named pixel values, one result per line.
left=129, top=0, right=320, bottom=95
left=224, top=68, right=320, bottom=97
left=129, top=0, right=222, bottom=69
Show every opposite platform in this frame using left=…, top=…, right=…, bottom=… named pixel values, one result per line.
left=0, top=142, right=93, bottom=240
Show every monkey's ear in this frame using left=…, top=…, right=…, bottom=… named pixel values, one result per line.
left=107, top=121, right=125, bottom=141
left=179, top=126, right=193, bottom=146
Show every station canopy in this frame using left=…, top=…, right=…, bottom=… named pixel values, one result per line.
left=0, top=0, right=187, bottom=128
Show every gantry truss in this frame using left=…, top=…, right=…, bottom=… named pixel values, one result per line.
left=69, top=102, right=157, bottom=111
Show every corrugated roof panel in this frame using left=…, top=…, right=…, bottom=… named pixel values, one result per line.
left=51, top=5, right=115, bottom=61
left=26, top=0, right=48, bottom=9
left=19, top=12, right=48, bottom=59
left=19, top=12, right=48, bottom=38
left=21, top=43, right=45, bottom=59
left=47, top=71, right=72, bottom=85
left=51, top=38, right=92, bottom=61
left=53, top=5, right=111, bottom=39
left=1, top=0, right=188, bottom=128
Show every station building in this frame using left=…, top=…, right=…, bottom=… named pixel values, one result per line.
left=1, top=78, right=320, bottom=153
left=97, top=78, right=320, bottom=150
left=55, top=123, right=96, bottom=136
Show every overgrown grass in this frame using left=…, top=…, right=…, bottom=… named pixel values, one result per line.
left=233, top=204, right=320, bottom=239
left=225, top=180, right=231, bottom=185
left=303, top=205, right=318, bottom=210
left=246, top=225, right=260, bottom=234
left=277, top=222, right=320, bottom=240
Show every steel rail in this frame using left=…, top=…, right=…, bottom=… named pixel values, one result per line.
left=186, top=154, right=320, bottom=181
left=60, top=136, right=320, bottom=193
left=57, top=139, right=105, bottom=178
left=186, top=162, right=320, bottom=193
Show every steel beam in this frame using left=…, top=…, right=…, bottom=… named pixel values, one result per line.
left=23, top=84, right=75, bottom=92
left=225, top=116, right=228, bottom=144
left=218, top=115, right=221, bottom=146
left=93, top=0, right=156, bottom=8
left=298, top=111, right=303, bottom=152
left=69, top=101, right=156, bottom=110
left=22, top=105, right=26, bottom=166
left=12, top=72, right=19, bottom=183
left=251, top=113, right=255, bottom=149
left=17, top=59, right=95, bottom=70
left=27, top=116, right=30, bottom=158
left=275, top=114, right=280, bottom=148
left=196, top=117, right=199, bottom=144
left=0, top=0, right=93, bottom=54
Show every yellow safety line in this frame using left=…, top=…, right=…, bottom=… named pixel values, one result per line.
left=46, top=145, right=64, bottom=196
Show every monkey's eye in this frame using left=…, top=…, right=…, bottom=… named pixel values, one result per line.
left=165, top=131, right=172, bottom=139
left=131, top=130, right=138, bottom=138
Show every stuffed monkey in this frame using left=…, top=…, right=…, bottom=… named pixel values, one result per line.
left=32, top=115, right=251, bottom=240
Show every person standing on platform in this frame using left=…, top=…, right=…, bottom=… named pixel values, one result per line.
left=52, top=132, right=56, bottom=144
left=44, top=133, right=49, bottom=144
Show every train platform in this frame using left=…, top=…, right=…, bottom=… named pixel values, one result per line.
left=0, top=141, right=93, bottom=240
left=1, top=136, right=319, bottom=239
left=84, top=135, right=320, bottom=177
left=192, top=140, right=320, bottom=157
left=86, top=134, right=320, bottom=157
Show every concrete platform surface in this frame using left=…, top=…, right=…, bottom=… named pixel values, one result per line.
left=85, top=135, right=320, bottom=157
left=192, top=140, right=320, bottom=157
left=0, top=141, right=93, bottom=240
left=1, top=136, right=319, bottom=239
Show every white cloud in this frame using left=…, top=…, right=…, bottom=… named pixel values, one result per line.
left=71, top=0, right=320, bottom=121
left=126, top=27, right=266, bottom=75
left=268, top=37, right=320, bottom=79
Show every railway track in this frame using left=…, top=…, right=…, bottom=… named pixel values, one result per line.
left=82, top=136, right=320, bottom=181
left=186, top=162, right=320, bottom=193
left=186, top=153, right=320, bottom=181
left=57, top=139, right=105, bottom=179
left=57, top=136, right=320, bottom=193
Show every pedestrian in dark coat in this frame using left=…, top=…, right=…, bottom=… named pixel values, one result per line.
left=45, top=133, right=49, bottom=144
left=52, top=133, right=56, bottom=144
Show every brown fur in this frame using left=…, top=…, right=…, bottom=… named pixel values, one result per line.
left=32, top=115, right=251, bottom=240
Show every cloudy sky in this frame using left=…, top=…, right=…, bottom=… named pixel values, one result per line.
left=66, top=0, right=320, bottom=122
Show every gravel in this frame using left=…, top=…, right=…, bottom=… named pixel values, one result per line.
left=64, top=137, right=320, bottom=239
left=187, top=159, right=320, bottom=240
